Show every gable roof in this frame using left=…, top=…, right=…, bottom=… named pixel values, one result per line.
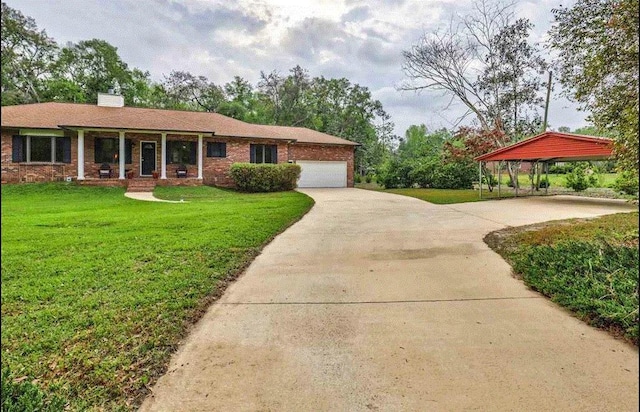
left=0, top=102, right=359, bottom=146
left=474, top=131, right=614, bottom=162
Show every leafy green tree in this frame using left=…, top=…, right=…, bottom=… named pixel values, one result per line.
left=160, top=70, right=226, bottom=112
left=565, top=162, right=598, bottom=191
left=256, top=67, right=395, bottom=174
left=218, top=76, right=270, bottom=122
left=478, top=18, right=547, bottom=138
left=1, top=2, right=58, bottom=105
left=398, top=125, right=449, bottom=160
left=52, top=39, right=133, bottom=103
left=549, top=0, right=639, bottom=173
left=257, top=65, right=312, bottom=126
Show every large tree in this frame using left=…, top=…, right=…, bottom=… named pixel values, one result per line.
left=257, top=65, right=312, bottom=126
left=160, top=70, right=226, bottom=112
left=1, top=2, right=58, bottom=105
left=401, top=0, right=547, bottom=186
left=549, top=0, right=639, bottom=172
left=255, top=67, right=396, bottom=174
left=52, top=39, right=133, bottom=103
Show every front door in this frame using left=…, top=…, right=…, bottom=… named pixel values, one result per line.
left=140, top=141, right=156, bottom=176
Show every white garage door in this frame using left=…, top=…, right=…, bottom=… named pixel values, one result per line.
left=297, top=161, right=347, bottom=188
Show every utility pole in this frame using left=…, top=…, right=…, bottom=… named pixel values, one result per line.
left=537, top=71, right=553, bottom=191
left=542, top=71, right=552, bottom=132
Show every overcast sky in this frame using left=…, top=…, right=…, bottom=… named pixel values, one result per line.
left=7, top=0, right=589, bottom=137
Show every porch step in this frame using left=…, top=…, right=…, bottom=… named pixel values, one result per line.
left=126, top=178, right=157, bottom=192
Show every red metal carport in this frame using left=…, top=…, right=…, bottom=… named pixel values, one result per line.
left=474, top=131, right=614, bottom=198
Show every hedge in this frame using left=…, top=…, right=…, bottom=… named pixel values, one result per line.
left=229, top=163, right=301, bottom=192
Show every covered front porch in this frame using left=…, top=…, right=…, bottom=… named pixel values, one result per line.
left=71, top=128, right=212, bottom=182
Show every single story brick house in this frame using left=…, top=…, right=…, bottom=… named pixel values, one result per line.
left=1, top=93, right=358, bottom=188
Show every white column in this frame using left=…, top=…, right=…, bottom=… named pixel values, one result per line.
left=161, top=133, right=167, bottom=179
left=118, top=131, right=125, bottom=179
left=77, top=130, right=85, bottom=180
left=197, top=134, right=203, bottom=179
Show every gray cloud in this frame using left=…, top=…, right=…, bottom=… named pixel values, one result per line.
left=164, top=1, right=269, bottom=35
left=280, top=17, right=351, bottom=59
left=6, top=0, right=588, bottom=135
left=341, top=5, right=370, bottom=23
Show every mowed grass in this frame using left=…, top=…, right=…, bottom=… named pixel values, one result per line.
left=486, top=212, right=639, bottom=345
left=1, top=183, right=314, bottom=410
left=501, top=172, right=618, bottom=188
left=378, top=188, right=514, bottom=204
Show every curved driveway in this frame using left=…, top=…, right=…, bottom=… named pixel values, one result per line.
left=142, top=189, right=638, bottom=411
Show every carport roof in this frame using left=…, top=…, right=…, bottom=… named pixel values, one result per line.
left=475, top=131, right=614, bottom=162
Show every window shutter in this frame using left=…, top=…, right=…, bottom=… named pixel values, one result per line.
left=125, top=139, right=133, bottom=164
left=166, top=141, right=172, bottom=164
left=189, top=142, right=197, bottom=165
left=250, top=144, right=256, bottom=163
left=271, top=145, right=278, bottom=164
left=60, top=137, right=71, bottom=163
left=95, top=138, right=102, bottom=163
left=206, top=142, right=213, bottom=157
left=12, top=136, right=24, bottom=162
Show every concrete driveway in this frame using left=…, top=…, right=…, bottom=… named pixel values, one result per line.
left=141, top=189, right=638, bottom=411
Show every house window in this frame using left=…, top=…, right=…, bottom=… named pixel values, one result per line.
left=11, top=135, right=71, bottom=163
left=250, top=144, right=277, bottom=164
left=94, top=138, right=133, bottom=164
left=207, top=142, right=226, bottom=158
left=166, top=141, right=196, bottom=165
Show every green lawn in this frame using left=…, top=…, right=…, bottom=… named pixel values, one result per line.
left=485, top=212, right=639, bottom=345
left=1, top=183, right=313, bottom=410
left=500, top=172, right=618, bottom=188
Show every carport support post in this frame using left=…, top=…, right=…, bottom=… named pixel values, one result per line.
left=498, top=162, right=501, bottom=198
left=545, top=162, right=549, bottom=195
left=479, top=161, right=483, bottom=199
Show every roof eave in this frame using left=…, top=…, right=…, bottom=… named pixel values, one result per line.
left=58, top=125, right=215, bottom=136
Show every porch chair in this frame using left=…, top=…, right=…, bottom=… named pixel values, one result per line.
left=99, top=163, right=112, bottom=178
left=176, top=164, right=188, bottom=178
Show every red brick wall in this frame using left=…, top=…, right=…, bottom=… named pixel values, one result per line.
left=201, top=138, right=290, bottom=186
left=1, top=129, right=78, bottom=183
left=2, top=129, right=355, bottom=187
left=290, top=144, right=355, bottom=187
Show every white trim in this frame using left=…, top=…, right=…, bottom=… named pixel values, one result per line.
left=118, top=131, right=126, bottom=179
left=161, top=133, right=167, bottom=179
left=77, top=130, right=85, bottom=180
left=139, top=140, right=157, bottom=177
left=19, top=129, right=64, bottom=137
